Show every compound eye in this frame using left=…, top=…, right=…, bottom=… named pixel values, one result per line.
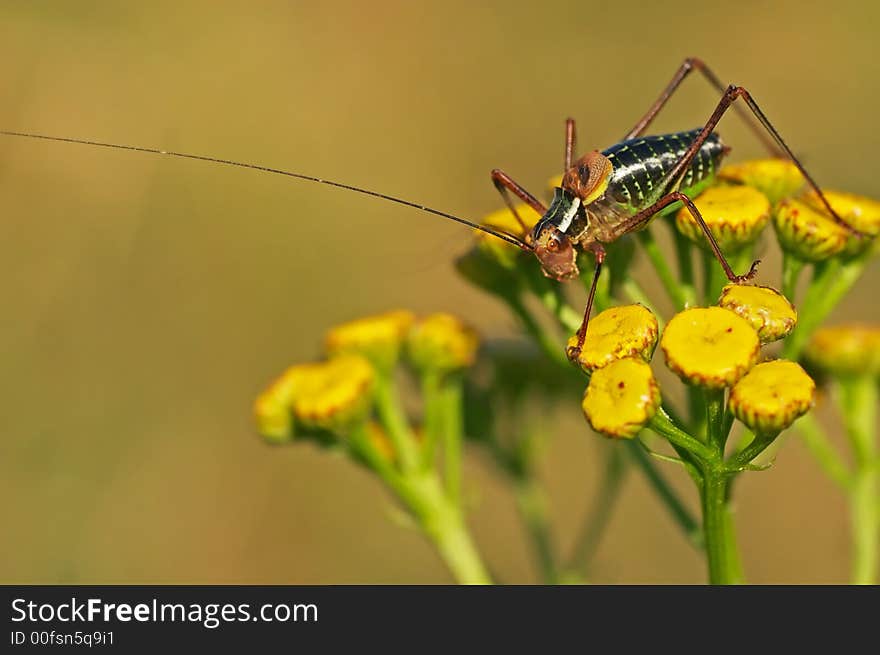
left=547, top=236, right=560, bottom=252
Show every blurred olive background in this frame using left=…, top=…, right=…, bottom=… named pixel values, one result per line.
left=1, top=1, right=877, bottom=584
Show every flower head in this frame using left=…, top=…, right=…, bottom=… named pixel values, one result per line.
left=325, top=310, right=415, bottom=371
left=717, top=284, right=797, bottom=344
left=407, top=313, right=479, bottom=374
left=660, top=307, right=760, bottom=389
left=567, top=304, right=658, bottom=372
left=803, top=324, right=880, bottom=378
left=581, top=358, right=661, bottom=439
left=291, top=355, right=376, bottom=434
left=728, top=360, right=815, bottom=434
left=800, top=189, right=880, bottom=255
left=474, top=204, right=535, bottom=269
left=773, top=197, right=849, bottom=261
left=675, top=185, right=770, bottom=251
left=253, top=364, right=312, bottom=443
left=717, top=159, right=804, bottom=205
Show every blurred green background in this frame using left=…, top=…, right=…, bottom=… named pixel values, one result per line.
left=1, top=0, right=877, bottom=583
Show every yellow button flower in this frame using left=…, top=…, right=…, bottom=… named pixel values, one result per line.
left=325, top=310, right=415, bottom=371
left=773, top=197, right=849, bottom=261
left=567, top=304, right=658, bottom=372
left=581, top=358, right=661, bottom=439
left=800, top=189, right=880, bottom=238
left=803, top=324, right=880, bottom=378
left=717, top=284, right=797, bottom=344
left=253, top=364, right=313, bottom=443
left=291, top=355, right=376, bottom=433
left=675, top=185, right=770, bottom=252
left=475, top=204, right=536, bottom=269
left=407, top=313, right=479, bottom=374
left=660, top=307, right=760, bottom=389
left=717, top=159, right=804, bottom=205
left=728, top=360, right=815, bottom=434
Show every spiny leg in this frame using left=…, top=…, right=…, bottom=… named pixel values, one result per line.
left=614, top=191, right=760, bottom=283
left=662, top=84, right=853, bottom=232
left=490, top=168, right=547, bottom=238
left=566, top=245, right=606, bottom=362
left=623, top=57, right=783, bottom=157
left=564, top=118, right=577, bottom=171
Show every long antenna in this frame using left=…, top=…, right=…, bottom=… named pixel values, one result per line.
left=0, top=130, right=532, bottom=250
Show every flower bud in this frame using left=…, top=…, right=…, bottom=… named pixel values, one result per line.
left=253, top=364, right=311, bottom=443
left=773, top=197, right=849, bottom=262
left=325, top=310, right=415, bottom=372
left=581, top=357, right=661, bottom=439
left=799, top=189, right=880, bottom=255
left=728, top=360, right=815, bottom=434
left=803, top=324, right=880, bottom=378
left=407, top=313, right=479, bottom=374
left=717, top=284, right=797, bottom=344
left=291, top=355, right=376, bottom=434
left=675, top=185, right=770, bottom=252
left=717, top=159, right=804, bottom=205
left=567, top=304, right=658, bottom=372
left=660, top=307, right=760, bottom=389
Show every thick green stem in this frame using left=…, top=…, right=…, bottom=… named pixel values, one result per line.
left=420, top=370, right=442, bottom=467
left=513, top=474, right=559, bottom=583
left=701, top=465, right=742, bottom=584
left=649, top=410, right=715, bottom=463
left=840, top=378, right=879, bottom=585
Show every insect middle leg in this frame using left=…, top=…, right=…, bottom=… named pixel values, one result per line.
left=622, top=57, right=783, bottom=157
left=490, top=169, right=546, bottom=239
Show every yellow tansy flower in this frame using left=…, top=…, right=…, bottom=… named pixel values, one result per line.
left=253, top=364, right=313, bottom=443
left=291, top=355, right=376, bottom=433
left=717, top=159, right=804, bottom=205
left=581, top=358, right=661, bottom=439
left=660, top=307, right=760, bottom=389
left=567, top=304, right=658, bottom=372
left=728, top=360, right=815, bottom=434
left=717, top=284, right=797, bottom=344
left=675, top=185, right=770, bottom=252
left=407, top=313, right=479, bottom=374
left=773, top=197, right=849, bottom=261
left=804, top=324, right=880, bottom=378
left=800, top=189, right=880, bottom=238
left=325, top=310, right=415, bottom=371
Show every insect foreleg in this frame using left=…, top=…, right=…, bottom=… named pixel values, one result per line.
left=623, top=57, right=782, bottom=157
left=566, top=244, right=606, bottom=361
left=490, top=168, right=547, bottom=237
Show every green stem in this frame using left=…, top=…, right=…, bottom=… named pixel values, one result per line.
left=627, top=440, right=703, bottom=549
left=672, top=225, right=697, bottom=307
left=782, top=256, right=868, bottom=360
left=620, top=278, right=666, bottom=330
left=701, top=465, right=742, bottom=584
left=567, top=447, right=628, bottom=574
left=441, top=377, right=465, bottom=508
left=638, top=229, right=688, bottom=309
left=350, top=426, right=491, bottom=584
left=705, top=387, right=728, bottom=452
left=420, top=370, right=442, bottom=467
left=796, top=413, right=852, bottom=490
left=649, top=410, right=715, bottom=462
left=506, top=294, right=570, bottom=368
left=374, top=375, right=420, bottom=473
left=840, top=377, right=879, bottom=585
left=513, top=473, right=559, bottom=583
left=781, top=253, right=805, bottom=303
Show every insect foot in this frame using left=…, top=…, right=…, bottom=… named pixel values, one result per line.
left=732, top=259, right=761, bottom=284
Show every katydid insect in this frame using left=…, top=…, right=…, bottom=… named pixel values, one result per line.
left=0, top=58, right=857, bottom=362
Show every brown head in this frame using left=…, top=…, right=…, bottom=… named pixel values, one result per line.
left=533, top=224, right=579, bottom=281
